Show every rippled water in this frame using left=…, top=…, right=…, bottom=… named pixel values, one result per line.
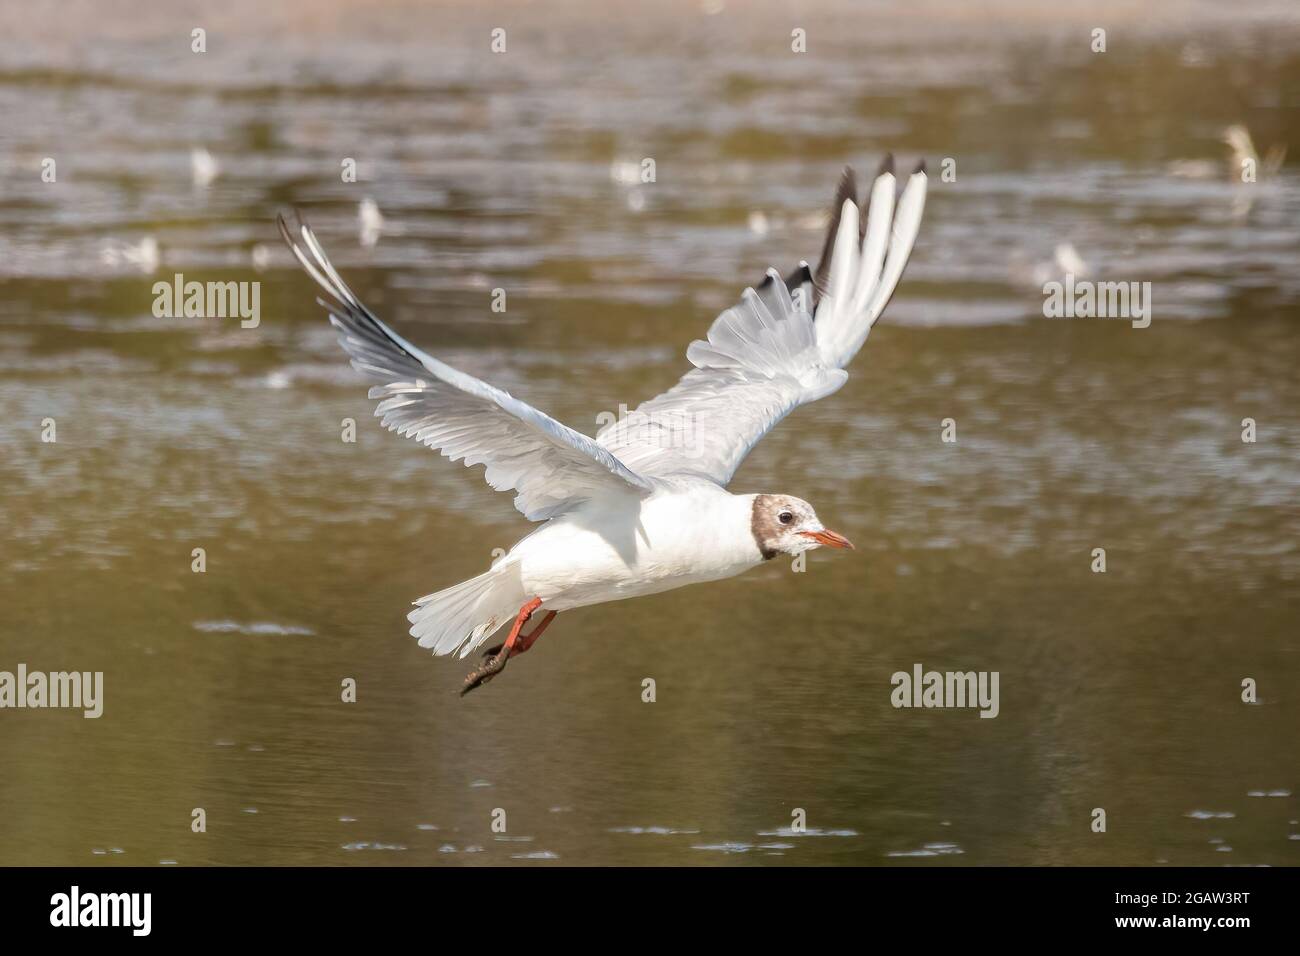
left=1, top=0, right=1297, bottom=866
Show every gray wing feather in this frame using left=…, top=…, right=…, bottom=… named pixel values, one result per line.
left=597, top=160, right=926, bottom=486
left=278, top=214, right=652, bottom=520
left=597, top=266, right=846, bottom=485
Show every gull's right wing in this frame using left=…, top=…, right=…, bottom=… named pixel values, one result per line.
left=278, top=215, right=653, bottom=521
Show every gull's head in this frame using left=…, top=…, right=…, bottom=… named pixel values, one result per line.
left=750, top=494, right=854, bottom=560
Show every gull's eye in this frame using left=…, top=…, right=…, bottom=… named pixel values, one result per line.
left=778, top=511, right=793, bottom=524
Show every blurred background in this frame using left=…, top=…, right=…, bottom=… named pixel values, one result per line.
left=0, top=0, right=1297, bottom=866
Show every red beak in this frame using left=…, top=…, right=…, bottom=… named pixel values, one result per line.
left=799, top=528, right=855, bottom=550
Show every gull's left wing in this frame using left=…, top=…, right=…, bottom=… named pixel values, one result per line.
left=597, top=158, right=927, bottom=486
left=279, top=215, right=653, bottom=521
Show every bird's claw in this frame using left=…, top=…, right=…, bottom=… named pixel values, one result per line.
left=460, top=648, right=508, bottom=696
left=460, top=600, right=551, bottom=697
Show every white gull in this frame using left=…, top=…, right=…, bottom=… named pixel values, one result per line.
left=279, top=157, right=928, bottom=693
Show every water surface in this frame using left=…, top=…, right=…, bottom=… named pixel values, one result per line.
left=0, top=0, right=1297, bottom=866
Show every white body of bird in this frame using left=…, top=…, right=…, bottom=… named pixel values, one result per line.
left=512, top=480, right=761, bottom=610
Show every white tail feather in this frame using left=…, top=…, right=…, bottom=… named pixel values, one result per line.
left=407, top=563, right=526, bottom=659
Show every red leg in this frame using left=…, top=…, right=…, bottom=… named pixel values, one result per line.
left=500, top=596, right=543, bottom=656
left=460, top=597, right=545, bottom=696
left=480, top=604, right=555, bottom=660
left=512, top=611, right=556, bottom=657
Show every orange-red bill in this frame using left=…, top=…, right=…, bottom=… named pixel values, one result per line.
left=799, top=528, right=855, bottom=550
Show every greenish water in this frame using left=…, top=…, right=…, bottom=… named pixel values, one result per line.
left=0, top=0, right=1297, bottom=865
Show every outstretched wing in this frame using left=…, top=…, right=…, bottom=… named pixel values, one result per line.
left=596, top=158, right=927, bottom=485
left=278, top=215, right=653, bottom=521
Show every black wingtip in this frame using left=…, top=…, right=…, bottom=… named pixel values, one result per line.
left=836, top=165, right=858, bottom=203
left=913, top=158, right=927, bottom=175
left=878, top=153, right=895, bottom=177
left=784, top=262, right=812, bottom=295
left=276, top=209, right=307, bottom=250
left=812, top=167, right=860, bottom=299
